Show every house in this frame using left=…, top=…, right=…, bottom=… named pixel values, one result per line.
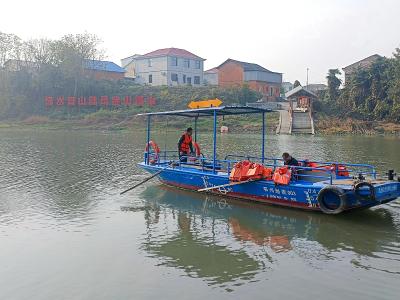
left=204, top=68, right=218, bottom=85
left=216, top=59, right=282, bottom=101
left=285, top=86, right=318, bottom=110
left=121, top=48, right=205, bottom=86
left=83, top=59, right=125, bottom=80
left=3, top=59, right=38, bottom=72
left=120, top=54, right=142, bottom=79
left=342, top=54, right=381, bottom=84
left=304, top=83, right=327, bottom=94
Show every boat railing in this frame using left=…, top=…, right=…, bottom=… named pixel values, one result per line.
left=145, top=151, right=377, bottom=184
left=224, top=154, right=376, bottom=180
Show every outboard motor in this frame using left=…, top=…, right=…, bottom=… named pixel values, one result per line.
left=387, top=169, right=396, bottom=181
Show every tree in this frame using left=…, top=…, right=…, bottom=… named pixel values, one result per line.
left=326, top=69, right=342, bottom=102
left=293, top=80, right=301, bottom=88
left=23, top=38, right=55, bottom=68
left=238, top=84, right=261, bottom=104
left=0, top=31, right=22, bottom=66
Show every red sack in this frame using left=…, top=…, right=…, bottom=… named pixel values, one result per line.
left=273, top=167, right=292, bottom=185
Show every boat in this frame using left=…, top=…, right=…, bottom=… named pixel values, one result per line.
left=137, top=105, right=400, bottom=214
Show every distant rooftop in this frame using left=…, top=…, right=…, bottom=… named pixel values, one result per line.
left=84, top=59, right=125, bottom=73
left=305, top=83, right=327, bottom=89
left=217, top=59, right=281, bottom=74
left=139, top=47, right=205, bottom=60
left=285, top=86, right=318, bottom=99
left=343, top=54, right=382, bottom=71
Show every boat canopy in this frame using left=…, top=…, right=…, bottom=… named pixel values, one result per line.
left=137, top=105, right=272, bottom=118
left=140, top=105, right=271, bottom=168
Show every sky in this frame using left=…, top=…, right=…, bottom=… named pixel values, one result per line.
left=1, top=0, right=399, bottom=83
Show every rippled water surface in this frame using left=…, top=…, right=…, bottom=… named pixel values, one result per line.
left=0, top=129, right=399, bottom=300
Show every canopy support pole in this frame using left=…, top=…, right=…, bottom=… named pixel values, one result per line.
left=262, top=112, right=265, bottom=164
left=213, top=110, right=217, bottom=173
left=146, top=115, right=151, bottom=165
left=194, top=116, right=198, bottom=143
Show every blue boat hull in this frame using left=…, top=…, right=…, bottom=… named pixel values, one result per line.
left=139, top=163, right=400, bottom=213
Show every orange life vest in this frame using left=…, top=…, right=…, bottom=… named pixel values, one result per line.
left=180, top=133, right=192, bottom=154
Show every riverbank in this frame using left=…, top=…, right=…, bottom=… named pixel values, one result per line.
left=1, top=113, right=399, bottom=135
left=0, top=112, right=281, bottom=133
left=315, top=116, right=400, bottom=135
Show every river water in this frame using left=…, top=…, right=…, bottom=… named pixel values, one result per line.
left=0, top=129, right=399, bottom=299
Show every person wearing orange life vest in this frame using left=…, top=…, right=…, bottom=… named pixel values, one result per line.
left=178, top=127, right=194, bottom=162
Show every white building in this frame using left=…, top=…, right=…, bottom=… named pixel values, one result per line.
left=203, top=68, right=218, bottom=85
left=121, top=48, right=205, bottom=86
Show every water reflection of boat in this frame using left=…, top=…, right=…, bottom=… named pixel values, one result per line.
left=229, top=218, right=292, bottom=252
left=122, top=185, right=400, bottom=286
left=143, top=212, right=260, bottom=286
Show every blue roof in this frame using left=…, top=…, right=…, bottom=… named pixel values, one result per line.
left=84, top=59, right=125, bottom=73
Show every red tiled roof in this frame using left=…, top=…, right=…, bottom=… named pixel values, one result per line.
left=140, top=48, right=205, bottom=60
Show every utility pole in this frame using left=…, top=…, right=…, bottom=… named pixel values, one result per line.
left=306, top=68, right=309, bottom=88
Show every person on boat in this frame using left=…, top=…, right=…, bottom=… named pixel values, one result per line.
left=282, top=152, right=299, bottom=167
left=178, top=127, right=194, bottom=162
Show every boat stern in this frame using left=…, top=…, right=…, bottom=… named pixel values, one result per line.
left=373, top=181, right=400, bottom=203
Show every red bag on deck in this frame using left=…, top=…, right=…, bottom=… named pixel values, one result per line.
left=263, top=167, right=273, bottom=180
left=273, top=167, right=292, bottom=185
left=230, top=161, right=251, bottom=181
left=230, top=161, right=274, bottom=182
left=246, top=163, right=264, bottom=179
left=239, top=160, right=252, bottom=181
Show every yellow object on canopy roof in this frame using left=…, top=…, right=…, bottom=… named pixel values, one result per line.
left=188, top=98, right=223, bottom=109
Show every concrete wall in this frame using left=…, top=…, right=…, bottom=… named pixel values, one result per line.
left=204, top=72, right=218, bottom=85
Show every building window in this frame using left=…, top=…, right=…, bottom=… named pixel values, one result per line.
left=171, top=57, right=178, bottom=66
left=195, top=60, right=201, bottom=69
left=184, top=59, right=190, bottom=68
left=270, top=87, right=273, bottom=96
left=171, top=73, right=178, bottom=82
left=183, top=74, right=186, bottom=84
left=187, top=77, right=192, bottom=84
left=148, top=59, right=152, bottom=67
left=194, top=76, right=200, bottom=84
left=148, top=74, right=152, bottom=84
